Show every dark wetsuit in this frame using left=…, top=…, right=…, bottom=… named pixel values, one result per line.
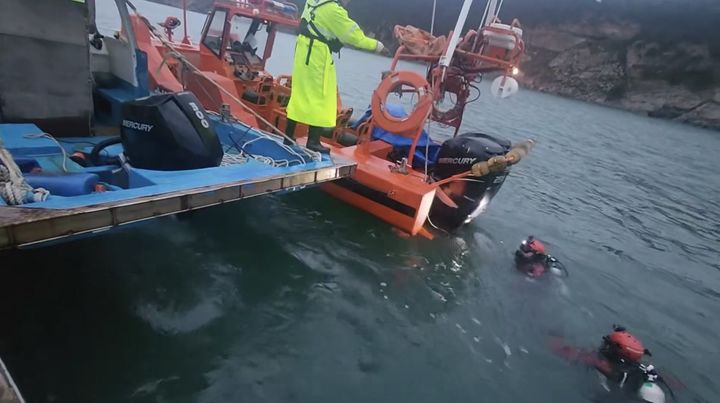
left=550, top=337, right=665, bottom=402
left=514, top=249, right=549, bottom=277
left=597, top=344, right=648, bottom=392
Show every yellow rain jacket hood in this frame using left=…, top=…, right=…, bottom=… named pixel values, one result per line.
left=286, top=0, right=378, bottom=128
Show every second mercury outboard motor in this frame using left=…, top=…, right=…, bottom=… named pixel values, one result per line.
left=429, top=132, right=512, bottom=231
left=120, top=92, right=223, bottom=170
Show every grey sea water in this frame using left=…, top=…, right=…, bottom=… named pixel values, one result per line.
left=1, top=1, right=718, bottom=402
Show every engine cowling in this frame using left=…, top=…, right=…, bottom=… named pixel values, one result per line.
left=120, top=92, right=223, bottom=171
left=429, top=132, right=512, bottom=231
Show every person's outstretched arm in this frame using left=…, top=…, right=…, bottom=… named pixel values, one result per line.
left=321, top=3, right=382, bottom=52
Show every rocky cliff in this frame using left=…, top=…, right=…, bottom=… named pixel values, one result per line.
left=520, top=20, right=720, bottom=130
left=147, top=0, right=720, bottom=130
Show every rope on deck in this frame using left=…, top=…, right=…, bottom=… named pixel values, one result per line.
left=0, top=139, right=49, bottom=205
left=220, top=153, right=249, bottom=166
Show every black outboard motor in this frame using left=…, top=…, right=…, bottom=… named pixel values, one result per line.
left=429, top=132, right=512, bottom=231
left=120, top=92, right=223, bottom=170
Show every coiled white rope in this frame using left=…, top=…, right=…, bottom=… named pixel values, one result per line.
left=207, top=111, right=308, bottom=167
left=0, top=139, right=49, bottom=205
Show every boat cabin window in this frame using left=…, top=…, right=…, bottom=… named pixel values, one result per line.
left=227, top=15, right=270, bottom=66
left=88, top=0, right=139, bottom=89
left=203, top=9, right=227, bottom=56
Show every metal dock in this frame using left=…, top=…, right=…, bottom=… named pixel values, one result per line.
left=0, top=162, right=354, bottom=250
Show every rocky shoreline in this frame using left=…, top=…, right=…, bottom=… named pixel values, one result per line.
left=519, top=22, right=720, bottom=131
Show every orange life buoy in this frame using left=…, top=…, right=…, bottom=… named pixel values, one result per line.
left=427, top=67, right=468, bottom=129
left=370, top=70, right=432, bottom=135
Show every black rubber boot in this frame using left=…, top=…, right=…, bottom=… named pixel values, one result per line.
left=283, top=119, right=296, bottom=146
left=307, top=126, right=331, bottom=154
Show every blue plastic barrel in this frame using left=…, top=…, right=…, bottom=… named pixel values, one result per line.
left=25, top=173, right=99, bottom=197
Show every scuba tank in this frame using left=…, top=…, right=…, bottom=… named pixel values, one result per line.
left=639, top=380, right=666, bottom=403
left=638, top=365, right=667, bottom=403
left=547, top=255, right=569, bottom=277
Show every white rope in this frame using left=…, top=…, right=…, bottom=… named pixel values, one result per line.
left=426, top=214, right=449, bottom=235
left=479, top=0, right=492, bottom=28
left=485, top=0, right=499, bottom=27
left=497, top=0, right=506, bottom=17
left=207, top=110, right=311, bottom=167
left=473, top=0, right=494, bottom=50
left=0, top=140, right=49, bottom=205
left=424, top=120, right=431, bottom=178
left=220, top=153, right=248, bottom=166
left=23, top=132, right=70, bottom=173
left=238, top=136, right=304, bottom=166
left=222, top=135, right=303, bottom=168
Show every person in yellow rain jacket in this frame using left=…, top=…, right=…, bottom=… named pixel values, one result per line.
left=285, top=0, right=386, bottom=153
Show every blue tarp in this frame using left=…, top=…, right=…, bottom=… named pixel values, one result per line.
left=353, top=104, right=441, bottom=168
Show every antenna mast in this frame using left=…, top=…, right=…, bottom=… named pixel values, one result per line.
left=430, top=0, right=437, bottom=35
left=182, top=0, right=191, bottom=44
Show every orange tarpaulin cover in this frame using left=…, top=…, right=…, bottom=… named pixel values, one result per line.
left=393, top=25, right=447, bottom=57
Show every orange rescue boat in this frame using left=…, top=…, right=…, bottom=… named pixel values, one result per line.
left=128, top=0, right=533, bottom=238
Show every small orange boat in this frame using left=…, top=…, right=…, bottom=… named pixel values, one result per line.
left=129, top=0, right=532, bottom=238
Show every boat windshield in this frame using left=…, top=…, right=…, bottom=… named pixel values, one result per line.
left=227, top=14, right=269, bottom=66
left=202, top=8, right=227, bottom=56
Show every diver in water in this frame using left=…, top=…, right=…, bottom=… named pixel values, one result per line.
left=597, top=326, right=654, bottom=390
left=551, top=325, right=674, bottom=403
left=514, top=236, right=566, bottom=277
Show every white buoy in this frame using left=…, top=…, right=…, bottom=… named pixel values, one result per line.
left=491, top=75, right=519, bottom=98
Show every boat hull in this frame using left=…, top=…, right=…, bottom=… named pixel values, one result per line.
left=320, top=141, right=436, bottom=238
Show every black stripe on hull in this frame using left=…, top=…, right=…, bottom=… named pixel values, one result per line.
left=333, top=178, right=417, bottom=218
